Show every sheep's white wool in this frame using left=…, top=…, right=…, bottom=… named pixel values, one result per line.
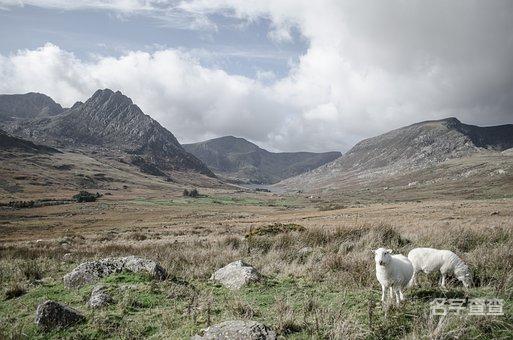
left=408, top=248, right=471, bottom=288
left=374, top=248, right=414, bottom=305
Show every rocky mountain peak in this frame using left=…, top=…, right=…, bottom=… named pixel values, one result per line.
left=440, top=117, right=462, bottom=127
left=0, top=92, right=64, bottom=121
left=2, top=89, right=215, bottom=177
left=87, top=89, right=133, bottom=109
left=79, top=89, right=141, bottom=123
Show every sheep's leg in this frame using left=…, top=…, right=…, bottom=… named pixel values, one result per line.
left=410, top=272, right=417, bottom=287
left=441, top=273, right=446, bottom=288
left=399, top=289, right=405, bottom=301
left=381, top=284, right=386, bottom=302
left=394, top=288, right=401, bottom=305
left=389, top=287, right=394, bottom=302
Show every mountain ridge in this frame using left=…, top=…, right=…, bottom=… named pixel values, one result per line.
left=184, top=136, right=341, bottom=184
left=3, top=89, right=215, bottom=177
left=0, top=92, right=64, bottom=121
left=277, top=117, right=513, bottom=192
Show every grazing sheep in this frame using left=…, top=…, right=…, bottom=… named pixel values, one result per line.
left=408, top=248, right=472, bottom=288
left=374, top=248, right=414, bottom=305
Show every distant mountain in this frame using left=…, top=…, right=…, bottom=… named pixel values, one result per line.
left=0, top=129, right=59, bottom=154
left=278, top=118, right=513, bottom=193
left=183, top=136, right=341, bottom=184
left=328, top=117, right=513, bottom=172
left=0, top=93, right=63, bottom=121
left=5, top=89, right=214, bottom=177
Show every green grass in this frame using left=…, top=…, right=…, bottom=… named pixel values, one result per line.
left=2, top=271, right=511, bottom=339
left=2, top=212, right=513, bottom=339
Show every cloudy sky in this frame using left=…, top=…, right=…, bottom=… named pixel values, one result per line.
left=1, top=1, right=512, bottom=152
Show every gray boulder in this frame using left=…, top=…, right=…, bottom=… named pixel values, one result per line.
left=63, top=256, right=166, bottom=288
left=35, top=300, right=85, bottom=330
left=211, top=260, right=261, bottom=290
left=88, top=285, right=113, bottom=309
left=192, top=320, right=276, bottom=340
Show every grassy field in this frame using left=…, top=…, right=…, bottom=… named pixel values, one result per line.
left=1, top=189, right=512, bottom=339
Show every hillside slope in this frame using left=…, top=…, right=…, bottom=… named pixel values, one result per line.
left=184, top=136, right=341, bottom=184
left=278, top=118, right=513, bottom=195
left=0, top=129, right=59, bottom=154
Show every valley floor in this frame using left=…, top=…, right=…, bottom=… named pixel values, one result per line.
left=1, top=189, right=512, bottom=338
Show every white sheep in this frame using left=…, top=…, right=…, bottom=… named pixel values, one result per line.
left=374, top=248, right=414, bottom=305
left=408, top=247, right=472, bottom=288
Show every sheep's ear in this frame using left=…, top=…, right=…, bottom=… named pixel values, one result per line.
left=386, top=249, right=393, bottom=254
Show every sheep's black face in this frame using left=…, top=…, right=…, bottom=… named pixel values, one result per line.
left=374, top=248, right=393, bottom=266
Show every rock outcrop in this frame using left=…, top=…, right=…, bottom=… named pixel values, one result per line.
left=35, top=300, right=85, bottom=330
left=88, top=285, right=113, bottom=309
left=0, top=129, right=59, bottom=154
left=211, top=260, right=261, bottom=290
left=192, top=320, right=276, bottom=340
left=63, top=256, right=166, bottom=288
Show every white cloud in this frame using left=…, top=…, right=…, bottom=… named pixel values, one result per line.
left=1, top=1, right=512, bottom=153
left=180, top=0, right=513, bottom=142
left=0, top=43, right=293, bottom=148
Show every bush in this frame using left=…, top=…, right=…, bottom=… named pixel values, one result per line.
left=183, top=188, right=200, bottom=198
left=7, top=200, right=35, bottom=209
left=246, top=223, right=305, bottom=237
left=73, top=190, right=101, bottom=202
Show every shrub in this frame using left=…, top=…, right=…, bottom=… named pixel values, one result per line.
left=246, top=223, right=305, bottom=237
left=183, top=188, right=200, bottom=198
left=73, top=190, right=101, bottom=202
left=7, top=200, right=35, bottom=209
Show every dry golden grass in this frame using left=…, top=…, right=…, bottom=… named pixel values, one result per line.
left=1, top=186, right=512, bottom=338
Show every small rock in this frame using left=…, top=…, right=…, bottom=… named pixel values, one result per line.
left=192, top=320, right=276, bottom=340
left=88, top=285, right=113, bottom=309
left=490, top=211, right=500, bottom=216
left=63, top=253, right=73, bottom=262
left=123, top=256, right=166, bottom=279
left=35, top=300, right=85, bottom=330
left=211, top=260, right=261, bottom=290
left=63, top=256, right=166, bottom=288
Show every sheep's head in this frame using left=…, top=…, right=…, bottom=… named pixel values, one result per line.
left=373, top=248, right=393, bottom=266
left=456, top=267, right=473, bottom=288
